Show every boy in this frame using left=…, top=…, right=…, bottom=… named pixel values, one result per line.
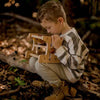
left=29, top=0, right=89, bottom=99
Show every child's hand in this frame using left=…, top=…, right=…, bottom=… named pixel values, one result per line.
left=52, top=35, right=63, bottom=49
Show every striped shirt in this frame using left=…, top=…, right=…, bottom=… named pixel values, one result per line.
left=55, top=28, right=89, bottom=83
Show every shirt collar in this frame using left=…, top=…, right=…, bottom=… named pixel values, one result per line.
left=60, top=27, right=76, bottom=37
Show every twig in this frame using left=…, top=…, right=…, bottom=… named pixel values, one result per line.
left=89, top=48, right=100, bottom=53
left=74, top=18, right=89, bottom=23
left=82, top=31, right=91, bottom=41
left=77, top=79, right=100, bottom=98
left=88, top=90, right=100, bottom=98
left=0, top=86, right=20, bottom=96
left=74, top=17, right=100, bottom=23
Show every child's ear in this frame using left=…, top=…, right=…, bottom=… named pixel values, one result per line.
left=57, top=17, right=64, bottom=24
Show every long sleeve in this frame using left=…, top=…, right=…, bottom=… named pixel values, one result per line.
left=55, top=28, right=89, bottom=83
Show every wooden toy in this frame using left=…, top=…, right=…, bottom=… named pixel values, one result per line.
left=25, top=33, right=60, bottom=63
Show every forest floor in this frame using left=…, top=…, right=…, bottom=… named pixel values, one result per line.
left=0, top=15, right=100, bottom=100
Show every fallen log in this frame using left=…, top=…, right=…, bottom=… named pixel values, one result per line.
left=0, top=51, right=35, bottom=73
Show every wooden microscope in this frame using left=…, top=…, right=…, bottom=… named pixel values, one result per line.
left=25, top=33, right=60, bottom=63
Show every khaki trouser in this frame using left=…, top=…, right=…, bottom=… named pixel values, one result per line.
left=29, top=57, right=68, bottom=85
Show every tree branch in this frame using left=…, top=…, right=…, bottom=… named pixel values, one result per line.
left=0, top=12, right=41, bottom=27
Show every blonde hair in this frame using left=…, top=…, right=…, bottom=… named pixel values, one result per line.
left=37, top=0, right=66, bottom=23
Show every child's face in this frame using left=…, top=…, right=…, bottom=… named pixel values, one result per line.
left=41, top=19, right=62, bottom=34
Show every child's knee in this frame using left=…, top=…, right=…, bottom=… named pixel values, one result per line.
left=28, top=57, right=37, bottom=73
left=35, top=61, right=41, bottom=72
left=29, top=57, right=37, bottom=67
left=35, top=61, right=46, bottom=73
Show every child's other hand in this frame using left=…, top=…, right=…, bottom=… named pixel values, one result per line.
left=52, top=35, right=63, bottom=49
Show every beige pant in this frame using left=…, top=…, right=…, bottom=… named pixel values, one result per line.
left=29, top=57, right=68, bottom=85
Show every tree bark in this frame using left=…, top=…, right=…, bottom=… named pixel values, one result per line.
left=0, top=51, right=35, bottom=73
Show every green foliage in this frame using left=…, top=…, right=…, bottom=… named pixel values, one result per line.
left=19, top=59, right=27, bottom=63
left=9, top=66, right=18, bottom=72
left=7, top=82, right=12, bottom=85
left=15, top=77, right=26, bottom=86
left=89, top=22, right=100, bottom=30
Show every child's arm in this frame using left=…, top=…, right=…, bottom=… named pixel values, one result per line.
left=52, top=35, right=89, bottom=68
left=52, top=34, right=89, bottom=83
left=55, top=38, right=88, bottom=66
